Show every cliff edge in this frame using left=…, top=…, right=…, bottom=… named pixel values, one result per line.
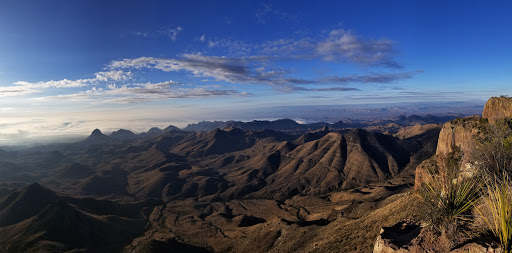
left=482, top=96, right=512, bottom=124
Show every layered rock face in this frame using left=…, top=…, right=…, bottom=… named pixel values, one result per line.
left=415, top=97, right=512, bottom=190
left=482, top=96, right=512, bottom=123
left=435, top=116, right=481, bottom=156
left=401, top=96, right=512, bottom=249
left=436, top=97, right=512, bottom=159
left=414, top=116, right=483, bottom=190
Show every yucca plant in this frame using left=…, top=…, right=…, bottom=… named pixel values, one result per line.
left=477, top=176, right=512, bottom=252
left=417, top=166, right=481, bottom=237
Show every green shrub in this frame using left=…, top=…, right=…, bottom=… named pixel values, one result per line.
left=477, top=176, right=512, bottom=252
left=417, top=164, right=480, bottom=250
left=475, top=122, right=512, bottom=178
left=418, top=173, right=480, bottom=226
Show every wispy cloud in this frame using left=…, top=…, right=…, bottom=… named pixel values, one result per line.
left=109, top=55, right=420, bottom=87
left=280, top=86, right=360, bottom=92
left=109, top=55, right=260, bottom=83
left=129, top=26, right=183, bottom=41
left=321, top=71, right=422, bottom=84
left=37, top=80, right=246, bottom=104
left=316, top=29, right=400, bottom=68
left=5, top=26, right=416, bottom=103
left=203, top=28, right=401, bottom=68
left=14, top=70, right=132, bottom=89
left=110, top=55, right=312, bottom=85
left=131, top=31, right=149, bottom=38
left=166, top=26, right=183, bottom=41
left=0, top=86, right=37, bottom=97
left=256, top=3, right=299, bottom=24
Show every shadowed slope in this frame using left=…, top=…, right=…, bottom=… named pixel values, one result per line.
left=251, top=130, right=410, bottom=200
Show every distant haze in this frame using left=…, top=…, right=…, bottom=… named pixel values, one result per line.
left=0, top=100, right=484, bottom=146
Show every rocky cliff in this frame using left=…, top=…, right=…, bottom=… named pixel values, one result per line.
left=435, top=116, right=482, bottom=156
left=416, top=97, right=512, bottom=189
left=482, top=96, right=512, bottom=124
left=435, top=97, right=512, bottom=158
left=402, top=96, right=512, bottom=249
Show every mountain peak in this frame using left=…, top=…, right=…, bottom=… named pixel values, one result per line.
left=25, top=182, right=44, bottom=192
left=225, top=127, right=245, bottom=135
left=110, top=129, right=136, bottom=140
left=164, top=125, right=180, bottom=132
left=91, top=129, right=103, bottom=136
left=147, top=127, right=163, bottom=135
left=82, top=128, right=110, bottom=144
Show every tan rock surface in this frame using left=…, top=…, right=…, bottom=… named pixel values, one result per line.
left=482, top=96, right=512, bottom=123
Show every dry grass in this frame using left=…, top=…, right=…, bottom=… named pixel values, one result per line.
left=416, top=169, right=480, bottom=228
left=476, top=177, right=512, bottom=252
left=414, top=162, right=481, bottom=251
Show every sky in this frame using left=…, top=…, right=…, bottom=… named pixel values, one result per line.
left=0, top=0, right=511, bottom=144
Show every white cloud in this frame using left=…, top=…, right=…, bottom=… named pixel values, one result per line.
left=13, top=70, right=133, bottom=89
left=14, top=79, right=90, bottom=88
left=201, top=29, right=400, bottom=68
left=36, top=80, right=243, bottom=104
left=5, top=28, right=410, bottom=100
left=0, top=86, right=37, bottom=97
left=316, top=29, right=400, bottom=68
left=108, top=54, right=418, bottom=88
left=208, top=40, right=219, bottom=48
left=94, top=70, right=133, bottom=82
left=109, top=55, right=253, bottom=83
left=132, top=31, right=149, bottom=37
left=167, top=26, right=183, bottom=41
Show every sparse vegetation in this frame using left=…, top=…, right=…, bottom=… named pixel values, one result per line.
left=476, top=121, right=512, bottom=178
left=473, top=118, right=512, bottom=252
left=416, top=161, right=481, bottom=249
left=476, top=176, right=512, bottom=252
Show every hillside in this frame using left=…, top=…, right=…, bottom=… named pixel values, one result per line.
left=0, top=119, right=445, bottom=252
left=375, top=96, right=512, bottom=252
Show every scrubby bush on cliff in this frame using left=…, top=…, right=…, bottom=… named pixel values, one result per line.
left=472, top=119, right=512, bottom=252
left=416, top=159, right=481, bottom=249
left=476, top=176, right=512, bottom=253
left=475, top=119, right=512, bottom=179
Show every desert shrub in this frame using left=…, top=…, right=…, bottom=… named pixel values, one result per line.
left=409, top=226, right=451, bottom=253
left=476, top=176, right=512, bottom=252
left=475, top=120, right=512, bottom=178
left=479, top=117, right=489, bottom=125
left=416, top=162, right=480, bottom=249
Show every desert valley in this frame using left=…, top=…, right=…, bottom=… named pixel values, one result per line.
left=0, top=97, right=510, bottom=252
left=1, top=1, right=511, bottom=252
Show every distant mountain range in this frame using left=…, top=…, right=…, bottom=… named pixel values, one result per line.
left=183, top=114, right=459, bottom=133
left=0, top=116, right=443, bottom=252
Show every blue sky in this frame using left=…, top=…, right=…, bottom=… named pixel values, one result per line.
left=0, top=0, right=511, bottom=143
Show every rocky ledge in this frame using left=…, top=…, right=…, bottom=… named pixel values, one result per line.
left=373, top=219, right=500, bottom=253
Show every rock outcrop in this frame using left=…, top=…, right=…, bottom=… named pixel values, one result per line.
left=373, top=219, right=422, bottom=253
left=373, top=219, right=501, bottom=253
left=398, top=96, right=512, bottom=250
left=414, top=116, right=483, bottom=190
left=482, top=96, right=512, bottom=124
left=415, top=97, right=512, bottom=190
left=435, top=116, right=482, bottom=157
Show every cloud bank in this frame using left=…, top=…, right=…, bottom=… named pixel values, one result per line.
left=3, top=27, right=420, bottom=104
